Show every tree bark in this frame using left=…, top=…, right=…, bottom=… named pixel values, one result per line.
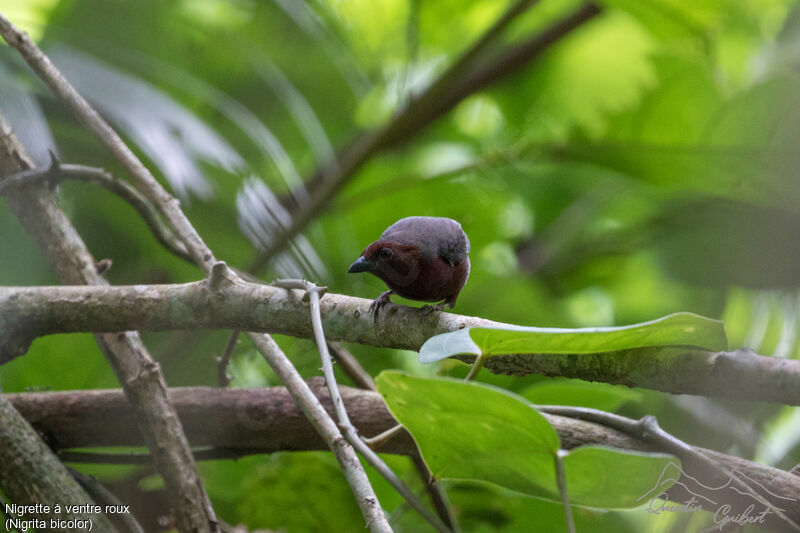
left=8, top=384, right=800, bottom=531
left=3, top=281, right=799, bottom=406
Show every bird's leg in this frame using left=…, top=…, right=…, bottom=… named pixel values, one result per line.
left=369, top=290, right=394, bottom=314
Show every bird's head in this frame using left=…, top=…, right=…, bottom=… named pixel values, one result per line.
left=348, top=241, right=422, bottom=288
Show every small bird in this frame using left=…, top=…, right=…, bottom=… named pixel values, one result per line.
left=348, top=216, right=470, bottom=312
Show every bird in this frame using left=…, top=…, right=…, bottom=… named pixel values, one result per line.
left=348, top=216, right=470, bottom=312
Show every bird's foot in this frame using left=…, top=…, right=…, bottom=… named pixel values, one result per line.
left=369, top=290, right=394, bottom=314
left=421, top=302, right=447, bottom=314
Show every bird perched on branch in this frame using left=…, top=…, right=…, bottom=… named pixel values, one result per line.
left=348, top=216, right=470, bottom=312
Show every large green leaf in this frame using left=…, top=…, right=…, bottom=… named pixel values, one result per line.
left=377, top=371, right=560, bottom=498
left=376, top=372, right=678, bottom=508
left=419, top=312, right=727, bottom=363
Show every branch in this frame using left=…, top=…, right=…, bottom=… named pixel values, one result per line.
left=69, top=467, right=146, bottom=533
left=3, top=281, right=800, bottom=405
left=9, top=386, right=800, bottom=529
left=0, top=11, right=214, bottom=269
left=273, top=279, right=451, bottom=533
left=423, top=3, right=601, bottom=133
left=539, top=406, right=800, bottom=531
left=376, top=2, right=601, bottom=148
left=0, top=110, right=220, bottom=531
left=216, top=330, right=240, bottom=388
left=0, top=13, right=391, bottom=530
left=0, top=395, right=115, bottom=531
left=246, top=333, right=392, bottom=532
left=325, top=343, right=459, bottom=531
left=0, top=157, right=193, bottom=263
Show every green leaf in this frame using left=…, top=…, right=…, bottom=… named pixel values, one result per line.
left=520, top=379, right=641, bottom=412
left=419, top=312, right=727, bottom=363
left=376, top=372, right=678, bottom=508
left=562, top=446, right=679, bottom=508
left=377, top=372, right=559, bottom=496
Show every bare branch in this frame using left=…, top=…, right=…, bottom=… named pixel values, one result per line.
left=273, top=279, right=451, bottom=533
left=328, top=341, right=377, bottom=391
left=538, top=406, right=800, bottom=531
left=324, top=343, right=459, bottom=531
left=246, top=334, right=392, bottom=532
left=217, top=331, right=240, bottom=388
left=0, top=158, right=193, bottom=262
left=3, top=281, right=800, bottom=406
left=69, top=467, right=146, bottom=533
left=0, top=11, right=214, bottom=269
left=0, top=110, right=220, bottom=531
left=416, top=3, right=602, bottom=138
left=9, top=386, right=800, bottom=529
left=0, top=395, right=115, bottom=531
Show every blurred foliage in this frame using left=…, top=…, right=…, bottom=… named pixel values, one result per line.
left=2, top=0, right=800, bottom=531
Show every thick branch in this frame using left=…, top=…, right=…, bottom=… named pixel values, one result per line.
left=8, top=385, right=800, bottom=529
left=3, top=281, right=800, bottom=405
left=0, top=397, right=115, bottom=531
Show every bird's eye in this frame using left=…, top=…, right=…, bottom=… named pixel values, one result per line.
left=379, top=247, right=394, bottom=261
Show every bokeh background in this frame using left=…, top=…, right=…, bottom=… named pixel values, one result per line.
left=2, top=0, right=800, bottom=531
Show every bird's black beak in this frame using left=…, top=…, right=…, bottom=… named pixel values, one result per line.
left=348, top=256, right=372, bottom=273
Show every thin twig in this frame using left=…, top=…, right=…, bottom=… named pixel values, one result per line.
left=217, top=330, right=240, bottom=388
left=327, top=341, right=376, bottom=391
left=273, top=279, right=453, bottom=533
left=326, top=343, right=459, bottom=531
left=536, top=406, right=800, bottom=532
left=247, top=331, right=392, bottom=532
left=409, top=454, right=460, bottom=533
left=69, top=467, right=146, bottom=533
left=0, top=155, right=193, bottom=263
